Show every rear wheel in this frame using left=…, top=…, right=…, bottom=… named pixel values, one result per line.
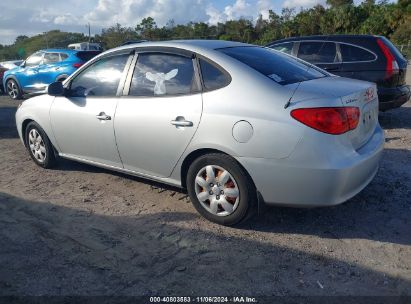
left=25, top=122, right=56, bottom=168
left=6, top=79, right=22, bottom=100
left=186, top=153, right=256, bottom=226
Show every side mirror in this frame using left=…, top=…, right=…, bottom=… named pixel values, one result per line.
left=47, top=81, right=64, bottom=96
left=20, top=61, right=26, bottom=67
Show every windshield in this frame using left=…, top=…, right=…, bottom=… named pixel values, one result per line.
left=219, top=46, right=327, bottom=85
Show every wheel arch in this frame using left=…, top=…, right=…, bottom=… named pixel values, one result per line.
left=4, top=75, right=22, bottom=91
left=180, top=148, right=257, bottom=192
left=55, top=74, right=69, bottom=82
left=21, top=119, right=59, bottom=157
left=21, top=119, right=34, bottom=147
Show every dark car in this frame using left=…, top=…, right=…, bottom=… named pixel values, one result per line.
left=0, top=60, right=23, bottom=93
left=267, top=35, right=410, bottom=111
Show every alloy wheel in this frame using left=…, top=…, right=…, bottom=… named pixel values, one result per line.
left=7, top=80, right=19, bottom=99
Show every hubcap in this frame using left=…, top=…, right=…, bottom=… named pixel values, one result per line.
left=194, top=165, right=240, bottom=217
left=28, top=129, right=46, bottom=163
left=7, top=81, right=18, bottom=99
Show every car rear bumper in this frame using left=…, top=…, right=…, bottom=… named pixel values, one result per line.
left=378, top=84, right=410, bottom=111
left=237, top=126, right=384, bottom=207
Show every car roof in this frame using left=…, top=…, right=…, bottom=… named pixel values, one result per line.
left=39, top=49, right=78, bottom=54
left=268, top=34, right=380, bottom=45
left=112, top=39, right=252, bottom=54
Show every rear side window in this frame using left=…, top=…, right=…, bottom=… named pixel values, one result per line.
left=199, top=58, right=230, bottom=91
left=298, top=42, right=338, bottom=63
left=70, top=53, right=129, bottom=97
left=43, top=53, right=60, bottom=64
left=270, top=42, right=293, bottom=55
left=60, top=53, right=69, bottom=61
left=340, top=44, right=375, bottom=62
left=130, top=53, right=197, bottom=97
left=219, top=46, right=326, bottom=85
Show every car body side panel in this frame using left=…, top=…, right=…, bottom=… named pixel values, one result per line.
left=15, top=95, right=60, bottom=149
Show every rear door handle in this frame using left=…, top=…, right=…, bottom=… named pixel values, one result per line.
left=96, top=112, right=111, bottom=121
left=171, top=116, right=193, bottom=127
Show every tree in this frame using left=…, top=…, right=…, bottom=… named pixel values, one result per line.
left=136, top=17, right=158, bottom=39
left=326, top=0, right=353, bottom=8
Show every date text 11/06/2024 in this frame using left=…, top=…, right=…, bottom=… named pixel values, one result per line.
left=149, top=296, right=258, bottom=303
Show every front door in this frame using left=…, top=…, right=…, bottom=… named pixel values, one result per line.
left=19, top=52, right=44, bottom=92
left=50, top=52, right=132, bottom=168
left=114, top=52, right=203, bottom=178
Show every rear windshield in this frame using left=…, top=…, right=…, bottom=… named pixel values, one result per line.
left=219, top=46, right=327, bottom=85
left=75, top=51, right=101, bottom=62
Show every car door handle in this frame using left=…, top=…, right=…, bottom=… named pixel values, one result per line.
left=96, top=112, right=111, bottom=121
left=171, top=117, right=193, bottom=127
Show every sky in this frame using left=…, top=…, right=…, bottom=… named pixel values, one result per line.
left=0, top=0, right=384, bottom=45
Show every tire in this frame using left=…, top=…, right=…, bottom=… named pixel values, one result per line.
left=25, top=122, right=56, bottom=169
left=186, top=153, right=256, bottom=226
left=6, top=79, right=23, bottom=100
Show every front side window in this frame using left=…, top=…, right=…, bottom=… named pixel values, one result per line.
left=340, top=44, right=376, bottom=62
left=129, top=53, right=197, bottom=97
left=43, top=53, right=60, bottom=64
left=219, top=46, right=326, bottom=85
left=70, top=53, right=129, bottom=97
left=270, top=42, right=294, bottom=55
left=25, top=52, right=43, bottom=67
left=298, top=42, right=338, bottom=64
left=199, top=58, right=230, bottom=91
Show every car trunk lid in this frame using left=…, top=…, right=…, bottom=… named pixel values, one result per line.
left=288, top=76, right=379, bottom=150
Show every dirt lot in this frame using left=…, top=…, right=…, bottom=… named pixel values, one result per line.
left=0, top=81, right=410, bottom=297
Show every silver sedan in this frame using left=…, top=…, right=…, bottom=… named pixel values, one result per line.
left=15, top=40, right=384, bottom=225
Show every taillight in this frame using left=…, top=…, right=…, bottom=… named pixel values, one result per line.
left=73, top=63, right=83, bottom=68
left=291, top=107, right=360, bottom=135
left=377, top=38, right=399, bottom=79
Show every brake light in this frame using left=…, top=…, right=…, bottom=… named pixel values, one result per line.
left=73, top=63, right=83, bottom=68
left=377, top=38, right=399, bottom=79
left=291, top=107, right=360, bottom=135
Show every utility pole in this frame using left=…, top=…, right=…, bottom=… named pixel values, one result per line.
left=86, top=23, right=91, bottom=42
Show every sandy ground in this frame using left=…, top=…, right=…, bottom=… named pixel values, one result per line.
left=0, top=78, right=410, bottom=296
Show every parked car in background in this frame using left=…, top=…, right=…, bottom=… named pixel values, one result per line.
left=68, top=42, right=102, bottom=51
left=3, top=49, right=101, bottom=100
left=0, top=60, right=23, bottom=93
left=267, top=35, right=410, bottom=111
left=121, top=40, right=149, bottom=46
left=15, top=40, right=383, bottom=225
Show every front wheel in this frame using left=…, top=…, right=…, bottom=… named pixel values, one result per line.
left=6, top=79, right=23, bottom=100
left=186, top=153, right=256, bottom=226
left=25, top=122, right=56, bottom=168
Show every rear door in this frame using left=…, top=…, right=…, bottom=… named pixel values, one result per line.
left=297, top=41, right=342, bottom=74
left=37, top=52, right=61, bottom=85
left=114, top=50, right=203, bottom=178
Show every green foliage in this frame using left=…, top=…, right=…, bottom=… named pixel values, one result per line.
left=0, top=0, right=409, bottom=61
left=0, top=30, right=86, bottom=60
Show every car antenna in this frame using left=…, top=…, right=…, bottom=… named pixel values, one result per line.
left=284, top=80, right=302, bottom=109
